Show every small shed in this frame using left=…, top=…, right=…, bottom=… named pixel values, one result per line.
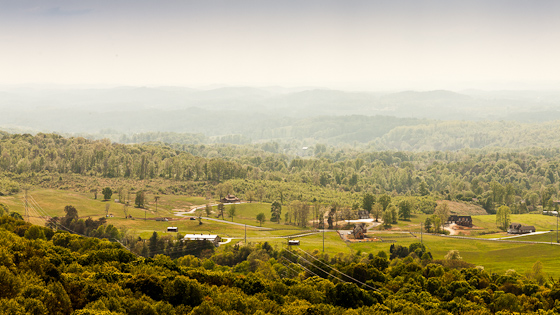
left=288, top=240, right=300, bottom=246
left=183, top=234, right=221, bottom=246
left=508, top=223, right=536, bottom=234
left=166, top=227, right=178, bottom=232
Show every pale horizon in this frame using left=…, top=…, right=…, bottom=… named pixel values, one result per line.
left=1, top=0, right=559, bottom=91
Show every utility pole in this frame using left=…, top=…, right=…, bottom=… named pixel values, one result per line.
left=24, top=188, right=29, bottom=222
left=322, top=227, right=325, bottom=253
left=154, top=195, right=160, bottom=216
left=244, top=224, right=247, bottom=245
left=420, top=222, right=423, bottom=244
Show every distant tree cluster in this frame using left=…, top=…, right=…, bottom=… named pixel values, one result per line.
left=1, top=211, right=559, bottom=314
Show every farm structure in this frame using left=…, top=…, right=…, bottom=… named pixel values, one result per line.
left=183, top=234, right=221, bottom=246
left=507, top=223, right=536, bottom=234
left=447, top=215, right=473, bottom=227
left=353, top=223, right=367, bottom=239
left=357, top=210, right=370, bottom=220
left=220, top=194, right=240, bottom=203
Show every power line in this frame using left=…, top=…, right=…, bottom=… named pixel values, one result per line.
left=284, top=250, right=350, bottom=285
left=24, top=193, right=217, bottom=259
left=280, top=255, right=322, bottom=278
left=295, top=248, right=380, bottom=291
left=277, top=258, right=301, bottom=277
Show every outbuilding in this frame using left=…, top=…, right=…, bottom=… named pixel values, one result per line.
left=508, top=223, right=536, bottom=234
left=183, top=234, right=221, bottom=246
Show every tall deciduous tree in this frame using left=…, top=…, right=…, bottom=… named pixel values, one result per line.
left=434, top=202, right=450, bottom=231
left=271, top=201, right=282, bottom=223
left=398, top=200, right=412, bottom=221
left=419, top=181, right=429, bottom=196
left=378, top=194, right=391, bottom=211
left=496, top=205, right=511, bottom=231
left=227, top=204, right=236, bottom=221
left=63, top=205, right=78, bottom=226
left=245, top=190, right=255, bottom=203
left=256, top=213, right=266, bottom=226
left=389, top=205, right=398, bottom=224
left=135, top=191, right=146, bottom=208
left=372, top=203, right=382, bottom=222
left=382, top=210, right=392, bottom=228
left=102, top=187, right=112, bottom=201
left=362, top=193, right=375, bottom=213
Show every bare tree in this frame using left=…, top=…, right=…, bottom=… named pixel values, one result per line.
left=154, top=195, right=160, bottom=215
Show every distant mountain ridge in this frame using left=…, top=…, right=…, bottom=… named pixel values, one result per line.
left=1, top=86, right=560, bottom=147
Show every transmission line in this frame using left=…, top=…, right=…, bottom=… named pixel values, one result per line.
left=295, top=248, right=380, bottom=291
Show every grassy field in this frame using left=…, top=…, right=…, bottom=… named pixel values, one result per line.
left=211, top=203, right=309, bottom=230
left=346, top=234, right=560, bottom=277
left=3, top=188, right=560, bottom=277
left=472, top=214, right=559, bottom=233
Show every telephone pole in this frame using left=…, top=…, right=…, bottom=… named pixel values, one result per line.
left=420, top=222, right=423, bottom=244
left=24, top=188, right=29, bottom=222
left=244, top=224, right=247, bottom=245
left=322, top=228, right=325, bottom=253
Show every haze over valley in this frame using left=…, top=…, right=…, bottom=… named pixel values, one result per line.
left=3, top=1, right=560, bottom=314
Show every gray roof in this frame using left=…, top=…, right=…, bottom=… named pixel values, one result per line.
left=183, top=234, right=219, bottom=240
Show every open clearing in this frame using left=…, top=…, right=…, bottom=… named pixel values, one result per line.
left=3, top=189, right=560, bottom=277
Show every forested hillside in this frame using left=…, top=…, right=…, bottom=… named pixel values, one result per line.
left=1, top=214, right=559, bottom=315
left=2, top=133, right=560, bottom=215
left=59, top=118, right=560, bottom=151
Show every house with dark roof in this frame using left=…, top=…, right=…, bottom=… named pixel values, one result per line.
left=447, top=215, right=473, bottom=227
left=507, top=223, right=536, bottom=234
left=220, top=194, right=240, bottom=203
left=357, top=210, right=370, bottom=220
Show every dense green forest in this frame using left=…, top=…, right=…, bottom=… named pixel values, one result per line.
left=3, top=132, right=560, bottom=314
left=1, top=213, right=560, bottom=315
left=67, top=119, right=560, bottom=150
left=2, top=133, right=560, bottom=214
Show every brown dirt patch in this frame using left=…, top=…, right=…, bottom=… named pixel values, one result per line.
left=437, top=200, right=487, bottom=216
left=444, top=223, right=484, bottom=236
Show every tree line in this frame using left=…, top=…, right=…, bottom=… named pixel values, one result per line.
left=1, top=212, right=559, bottom=314
left=3, top=133, right=560, bottom=217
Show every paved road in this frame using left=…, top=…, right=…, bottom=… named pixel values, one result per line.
left=488, top=230, right=550, bottom=240
left=411, top=231, right=560, bottom=245
left=198, top=217, right=272, bottom=230
left=183, top=201, right=247, bottom=214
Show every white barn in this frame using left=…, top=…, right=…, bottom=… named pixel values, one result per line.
left=183, top=234, right=221, bottom=246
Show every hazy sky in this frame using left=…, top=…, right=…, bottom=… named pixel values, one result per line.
left=1, top=0, right=559, bottom=90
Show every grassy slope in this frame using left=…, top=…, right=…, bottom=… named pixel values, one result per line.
left=4, top=189, right=560, bottom=276
left=472, top=214, right=559, bottom=232
left=215, top=203, right=307, bottom=230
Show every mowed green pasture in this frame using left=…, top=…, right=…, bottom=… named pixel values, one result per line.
left=347, top=234, right=560, bottom=277
left=211, top=203, right=308, bottom=230
left=247, top=231, right=351, bottom=255
left=471, top=214, right=559, bottom=233
left=502, top=231, right=558, bottom=243
left=1, top=188, right=207, bottom=222
left=3, top=188, right=560, bottom=277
